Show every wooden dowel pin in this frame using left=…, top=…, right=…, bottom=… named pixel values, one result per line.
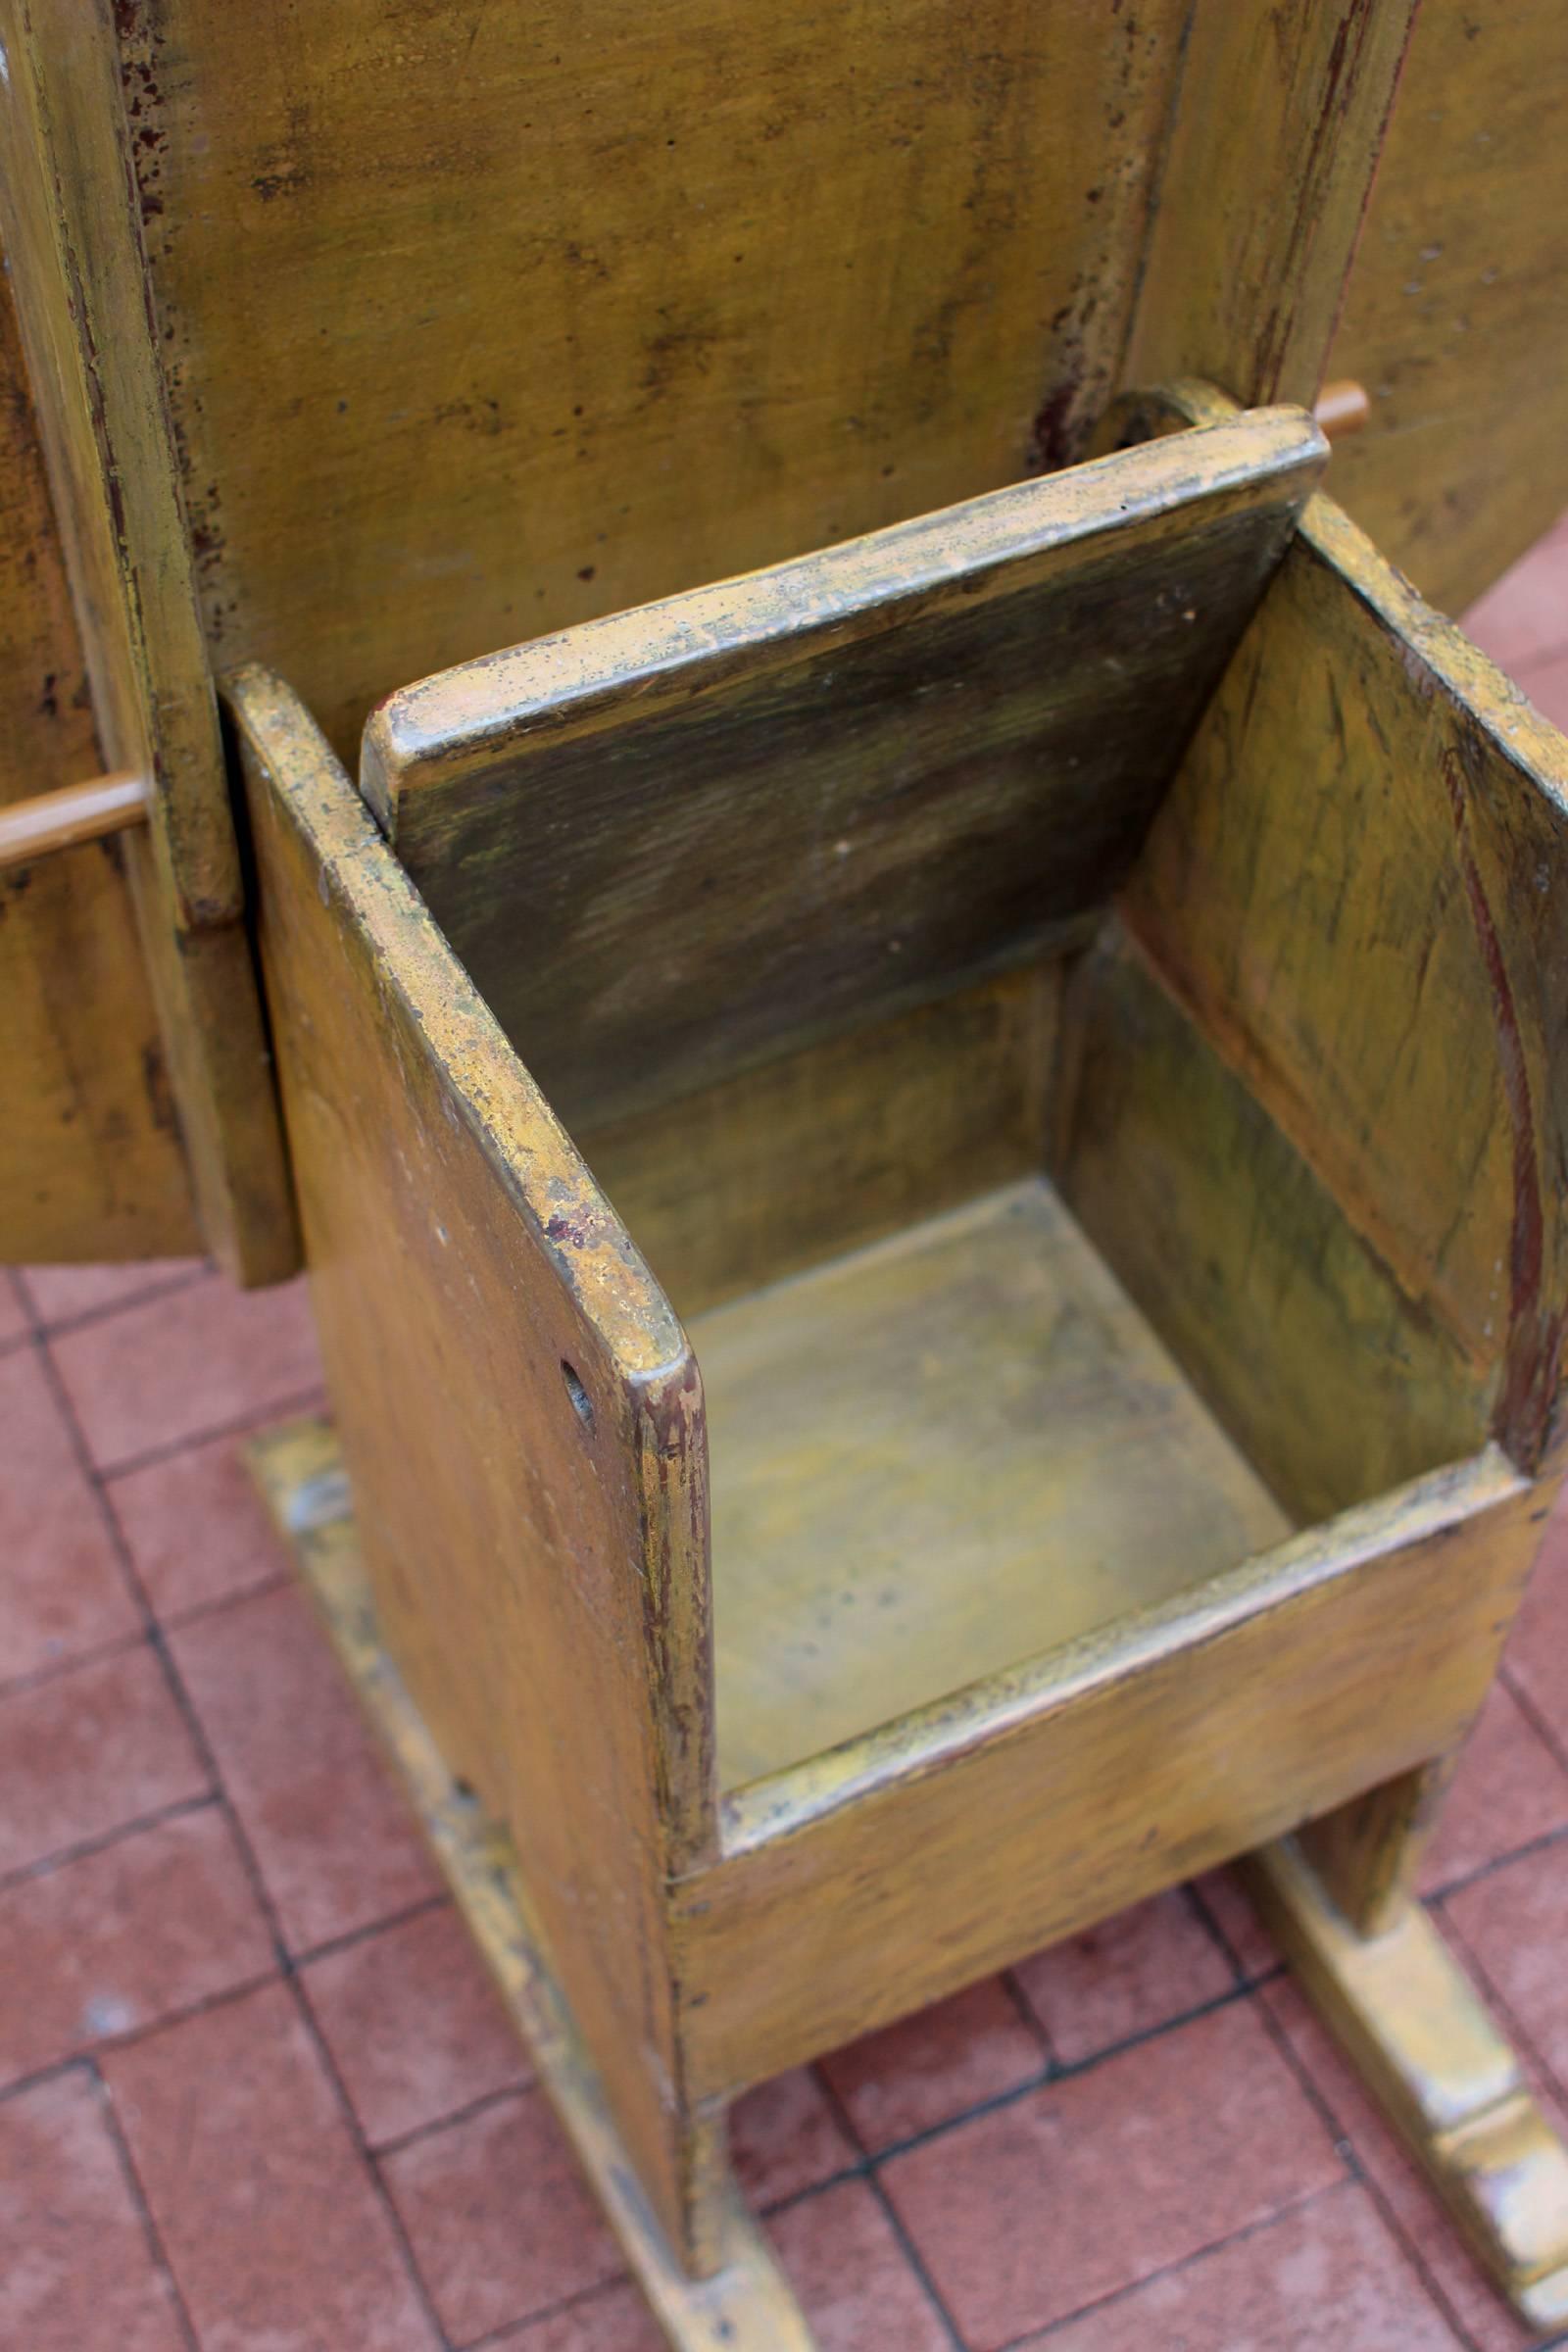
left=0, top=769, right=147, bottom=874
left=1314, top=379, right=1372, bottom=441
left=0, top=393, right=1368, bottom=888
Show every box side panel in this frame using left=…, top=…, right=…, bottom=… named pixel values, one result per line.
left=675, top=1454, right=1544, bottom=2099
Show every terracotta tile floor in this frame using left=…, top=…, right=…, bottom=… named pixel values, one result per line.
left=6, top=526, right=1568, bottom=2351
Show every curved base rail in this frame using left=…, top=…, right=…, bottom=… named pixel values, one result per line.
left=247, top=1416, right=816, bottom=2352
left=1241, top=1839, right=1568, bottom=2330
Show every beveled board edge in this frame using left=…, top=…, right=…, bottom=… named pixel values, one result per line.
left=221, top=660, right=690, bottom=1385
left=361, top=408, right=1328, bottom=829
left=712, top=1442, right=1524, bottom=1860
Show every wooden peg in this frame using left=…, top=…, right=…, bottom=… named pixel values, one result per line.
left=0, top=770, right=147, bottom=874
left=1314, top=379, right=1372, bottom=440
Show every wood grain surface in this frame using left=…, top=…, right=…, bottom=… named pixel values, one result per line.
left=699, top=1178, right=1289, bottom=1785
left=227, top=663, right=714, bottom=2261
left=1245, top=1836, right=1568, bottom=2325
left=116, top=0, right=1196, bottom=760
left=580, top=965, right=1058, bottom=1320
left=1117, top=445, right=1568, bottom=1480
left=1126, top=0, right=1419, bottom=407
left=367, top=412, right=1323, bottom=1131
left=252, top=1419, right=815, bottom=2341
left=0, top=0, right=295, bottom=1281
left=1055, top=925, right=1491, bottom=1525
left=677, top=1450, right=1541, bottom=2098
left=0, top=254, right=197, bottom=1260
left=1329, top=0, right=1568, bottom=611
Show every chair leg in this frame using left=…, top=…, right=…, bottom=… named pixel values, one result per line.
left=1240, top=1834, right=1568, bottom=2329
left=1295, top=1756, right=1457, bottom=1937
left=248, top=1416, right=818, bottom=2352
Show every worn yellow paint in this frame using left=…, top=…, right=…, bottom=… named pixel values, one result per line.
left=0, top=252, right=197, bottom=1261
left=1125, top=1, right=1420, bottom=407
left=227, top=663, right=729, bottom=2267
left=1329, top=0, right=1568, bottom=611
left=0, top=0, right=1443, bottom=1276
left=562, top=963, right=1061, bottom=1702
left=1054, top=923, right=1493, bottom=1524
left=0, top=0, right=295, bottom=1282
left=41, top=0, right=1411, bottom=778
left=699, top=1177, right=1289, bottom=1785
left=582, top=965, right=1059, bottom=1319
left=1297, top=1758, right=1461, bottom=1940
left=1114, top=386, right=1568, bottom=1479
left=227, top=389, right=1568, bottom=2340
left=1244, top=1838, right=1568, bottom=2326
left=248, top=1418, right=815, bottom=2352
left=117, top=0, right=1200, bottom=761
left=675, top=1449, right=1541, bottom=2099
left=365, top=411, right=1324, bottom=1130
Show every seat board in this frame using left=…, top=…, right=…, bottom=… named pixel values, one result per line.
left=697, top=1176, right=1292, bottom=1787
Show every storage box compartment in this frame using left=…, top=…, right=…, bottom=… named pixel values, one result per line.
left=236, top=392, right=1568, bottom=1895
left=698, top=1172, right=1291, bottom=1784
left=225, top=371, right=1568, bottom=2335
left=322, top=399, right=1558, bottom=1817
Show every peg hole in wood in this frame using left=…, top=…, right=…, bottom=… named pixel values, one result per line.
left=561, top=1360, right=595, bottom=1430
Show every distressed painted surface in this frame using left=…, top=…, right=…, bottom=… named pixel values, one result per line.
left=228, top=665, right=712, bottom=2261
left=1330, top=0, right=1568, bottom=611
left=678, top=1452, right=1540, bottom=2098
left=225, top=377, right=1568, bottom=2325
left=367, top=413, right=1324, bottom=1131
left=251, top=1419, right=815, bottom=2347
left=580, top=964, right=1058, bottom=1320
left=1246, top=1838, right=1568, bottom=2324
left=1126, top=0, right=1419, bottom=405
left=0, top=0, right=295, bottom=1280
left=1055, top=924, right=1493, bottom=1525
left=117, top=0, right=1191, bottom=760
left=0, top=249, right=197, bottom=1261
left=699, top=1178, right=1288, bottom=1785
left=1118, top=474, right=1568, bottom=1479
left=0, top=0, right=1444, bottom=1271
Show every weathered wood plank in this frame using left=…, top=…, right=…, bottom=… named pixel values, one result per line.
left=115, top=0, right=1196, bottom=760
left=49, top=2, right=1413, bottom=773
left=1124, top=0, right=1420, bottom=406
left=366, top=411, right=1324, bottom=1132
left=0, top=0, right=295, bottom=1282
left=1054, top=924, right=1492, bottom=1524
left=674, top=1449, right=1542, bottom=2100
left=1329, top=0, right=1568, bottom=612
left=1296, top=1756, right=1459, bottom=1938
left=226, top=664, right=713, bottom=2263
left=1115, top=433, right=1568, bottom=1477
left=0, top=252, right=197, bottom=1261
left=581, top=964, right=1058, bottom=1320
